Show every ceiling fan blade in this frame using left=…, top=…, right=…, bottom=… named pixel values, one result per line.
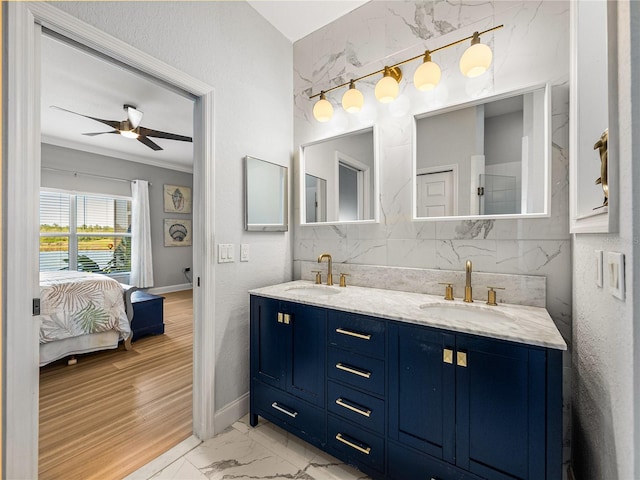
left=137, top=135, right=163, bottom=151
left=138, top=127, right=193, bottom=143
left=82, top=130, right=119, bottom=136
left=125, top=105, right=144, bottom=129
left=51, top=105, right=121, bottom=130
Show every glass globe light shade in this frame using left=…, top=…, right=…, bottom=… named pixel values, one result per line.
left=313, top=93, right=334, bottom=122
left=460, top=34, right=493, bottom=78
left=342, top=82, right=364, bottom=113
left=413, top=54, right=441, bottom=91
left=375, top=69, right=400, bottom=103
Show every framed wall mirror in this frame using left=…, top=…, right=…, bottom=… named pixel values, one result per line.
left=244, top=156, right=288, bottom=231
left=414, top=84, right=550, bottom=220
left=300, top=126, right=378, bottom=224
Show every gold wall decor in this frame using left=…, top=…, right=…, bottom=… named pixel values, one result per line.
left=593, top=128, right=609, bottom=208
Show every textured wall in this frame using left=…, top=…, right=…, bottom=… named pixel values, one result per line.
left=41, top=143, right=193, bottom=289
left=51, top=1, right=293, bottom=412
left=572, top=2, right=639, bottom=479
left=293, top=0, right=571, bottom=469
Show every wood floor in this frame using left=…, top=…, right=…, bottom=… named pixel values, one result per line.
left=39, top=289, right=193, bottom=480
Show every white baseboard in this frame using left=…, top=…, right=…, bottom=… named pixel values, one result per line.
left=214, top=392, right=250, bottom=433
left=145, top=283, right=193, bottom=295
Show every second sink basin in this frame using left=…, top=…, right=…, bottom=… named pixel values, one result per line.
left=419, top=303, right=513, bottom=323
left=285, top=285, right=342, bottom=296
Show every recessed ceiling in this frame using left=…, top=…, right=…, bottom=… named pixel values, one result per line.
left=247, top=0, right=369, bottom=42
left=41, top=33, right=195, bottom=173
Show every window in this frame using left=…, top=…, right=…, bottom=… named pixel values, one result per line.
left=40, top=190, right=132, bottom=274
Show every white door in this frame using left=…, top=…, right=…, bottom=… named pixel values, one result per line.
left=417, top=170, right=455, bottom=217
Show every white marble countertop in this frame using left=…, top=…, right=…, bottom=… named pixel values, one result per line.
left=250, top=280, right=567, bottom=351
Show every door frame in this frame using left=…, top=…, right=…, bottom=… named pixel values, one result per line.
left=334, top=150, right=371, bottom=221
left=6, top=3, right=216, bottom=478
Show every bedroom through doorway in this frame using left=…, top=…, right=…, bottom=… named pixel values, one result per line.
left=38, top=30, right=196, bottom=479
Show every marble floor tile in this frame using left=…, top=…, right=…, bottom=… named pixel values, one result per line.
left=132, top=414, right=370, bottom=480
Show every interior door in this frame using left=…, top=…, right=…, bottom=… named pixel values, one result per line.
left=417, top=170, right=454, bottom=217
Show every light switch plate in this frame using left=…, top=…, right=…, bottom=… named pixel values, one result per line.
left=218, top=244, right=234, bottom=263
left=607, top=252, right=625, bottom=300
left=240, top=244, right=249, bottom=262
left=595, top=250, right=603, bottom=287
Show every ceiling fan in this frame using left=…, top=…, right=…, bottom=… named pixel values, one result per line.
left=51, top=104, right=192, bottom=151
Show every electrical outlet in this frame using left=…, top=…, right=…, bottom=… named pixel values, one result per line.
left=240, top=244, right=249, bottom=262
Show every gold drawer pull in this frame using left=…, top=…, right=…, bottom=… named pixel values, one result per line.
left=457, top=351, right=467, bottom=367
left=335, top=433, right=371, bottom=455
left=443, top=348, right=454, bottom=364
left=336, top=398, right=371, bottom=417
left=271, top=402, right=298, bottom=418
left=335, top=328, right=371, bottom=340
left=335, top=363, right=371, bottom=379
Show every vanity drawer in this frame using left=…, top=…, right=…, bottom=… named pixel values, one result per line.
left=252, top=381, right=325, bottom=443
left=388, top=441, right=482, bottom=480
left=327, top=381, right=385, bottom=435
left=328, top=347, right=385, bottom=396
left=328, top=311, right=385, bottom=358
left=327, top=414, right=385, bottom=474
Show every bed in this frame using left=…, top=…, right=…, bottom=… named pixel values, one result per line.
left=39, top=271, right=137, bottom=366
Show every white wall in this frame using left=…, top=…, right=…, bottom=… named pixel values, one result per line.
left=293, top=0, right=571, bottom=469
left=41, top=143, right=193, bottom=289
left=571, top=2, right=639, bottom=479
left=51, top=1, right=293, bottom=412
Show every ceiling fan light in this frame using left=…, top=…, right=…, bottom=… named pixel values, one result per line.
left=413, top=52, right=441, bottom=91
left=120, top=129, right=139, bottom=139
left=313, top=92, right=334, bottom=122
left=460, top=32, right=493, bottom=78
left=342, top=81, right=364, bottom=113
left=375, top=67, right=400, bottom=103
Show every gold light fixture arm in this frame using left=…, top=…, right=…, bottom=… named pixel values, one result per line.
left=308, top=24, right=503, bottom=99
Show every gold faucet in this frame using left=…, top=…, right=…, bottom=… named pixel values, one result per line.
left=464, top=260, right=473, bottom=303
left=318, top=253, right=333, bottom=286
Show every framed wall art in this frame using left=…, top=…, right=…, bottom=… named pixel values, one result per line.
left=164, top=184, right=192, bottom=213
left=164, top=219, right=192, bottom=247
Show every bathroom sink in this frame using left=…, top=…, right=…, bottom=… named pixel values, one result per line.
left=419, top=303, right=512, bottom=323
left=285, top=285, right=342, bottom=296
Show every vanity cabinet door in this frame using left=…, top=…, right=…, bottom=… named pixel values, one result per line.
left=250, top=296, right=287, bottom=389
left=286, top=303, right=326, bottom=407
left=388, top=323, right=456, bottom=463
left=455, top=335, right=547, bottom=480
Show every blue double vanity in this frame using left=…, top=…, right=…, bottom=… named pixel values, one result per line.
left=249, top=279, right=566, bottom=480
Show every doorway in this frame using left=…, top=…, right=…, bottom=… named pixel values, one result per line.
left=6, top=4, right=215, bottom=478
left=416, top=166, right=458, bottom=217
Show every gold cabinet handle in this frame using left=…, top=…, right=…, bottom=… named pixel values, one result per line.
left=335, top=362, right=371, bottom=379
left=283, top=313, right=291, bottom=325
left=443, top=348, right=454, bottom=364
left=335, top=433, right=371, bottom=455
left=271, top=401, right=298, bottom=418
left=457, top=351, right=467, bottom=367
left=335, top=328, right=371, bottom=340
left=336, top=398, right=371, bottom=417
left=277, top=312, right=284, bottom=323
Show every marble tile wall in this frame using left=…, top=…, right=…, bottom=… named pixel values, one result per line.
left=297, top=260, right=546, bottom=307
left=293, top=1, right=571, bottom=472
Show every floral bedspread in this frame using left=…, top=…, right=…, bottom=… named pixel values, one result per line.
left=39, top=271, right=131, bottom=344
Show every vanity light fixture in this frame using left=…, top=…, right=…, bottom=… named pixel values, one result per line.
left=459, top=31, right=493, bottom=78
left=413, top=51, right=441, bottom=91
left=342, top=80, right=365, bottom=113
left=374, top=66, right=402, bottom=103
left=309, top=24, right=503, bottom=122
left=312, top=91, right=334, bottom=122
